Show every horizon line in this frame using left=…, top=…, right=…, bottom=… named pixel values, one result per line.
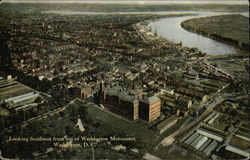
left=2, top=0, right=250, bottom=5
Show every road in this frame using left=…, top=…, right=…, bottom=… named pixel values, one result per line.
left=156, top=94, right=226, bottom=149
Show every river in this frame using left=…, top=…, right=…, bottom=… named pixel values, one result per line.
left=42, top=10, right=249, bottom=55
left=148, top=11, right=249, bottom=55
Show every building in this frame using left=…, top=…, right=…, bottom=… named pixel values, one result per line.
left=179, top=109, right=190, bottom=117
left=68, top=85, right=93, bottom=99
left=159, top=88, right=174, bottom=95
left=177, top=96, right=193, bottom=109
left=158, top=93, right=177, bottom=106
left=101, top=86, right=139, bottom=120
left=81, top=85, right=92, bottom=98
left=99, top=84, right=161, bottom=122
left=156, top=115, right=178, bottom=134
left=4, top=92, right=40, bottom=108
left=139, top=96, right=161, bottom=122
left=158, top=92, right=191, bottom=117
left=225, top=145, right=250, bottom=159
left=176, top=87, right=207, bottom=102
left=0, top=79, right=34, bottom=100
left=0, top=78, right=42, bottom=112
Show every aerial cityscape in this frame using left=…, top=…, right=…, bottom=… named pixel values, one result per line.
left=0, top=0, right=249, bottom=159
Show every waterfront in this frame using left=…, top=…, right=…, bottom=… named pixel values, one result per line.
left=42, top=10, right=249, bottom=55
left=148, top=12, right=248, bottom=55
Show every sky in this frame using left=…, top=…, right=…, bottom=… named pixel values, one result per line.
left=3, top=0, right=249, bottom=1
left=2, top=0, right=249, bottom=4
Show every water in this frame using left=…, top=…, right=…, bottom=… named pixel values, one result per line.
left=149, top=12, right=248, bottom=55
left=42, top=10, right=249, bottom=55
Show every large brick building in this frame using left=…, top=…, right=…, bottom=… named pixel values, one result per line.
left=99, top=85, right=161, bottom=122
left=139, top=96, right=161, bottom=122
left=101, top=86, right=139, bottom=120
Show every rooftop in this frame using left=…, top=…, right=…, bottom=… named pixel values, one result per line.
left=141, top=96, right=160, bottom=104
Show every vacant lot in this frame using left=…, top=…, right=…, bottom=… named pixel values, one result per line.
left=181, top=14, right=249, bottom=51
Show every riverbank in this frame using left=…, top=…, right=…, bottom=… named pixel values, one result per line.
left=136, top=16, right=249, bottom=59
left=135, top=20, right=207, bottom=58
left=181, top=14, right=249, bottom=53
left=138, top=13, right=239, bottom=55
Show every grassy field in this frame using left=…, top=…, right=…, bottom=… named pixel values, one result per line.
left=181, top=14, right=249, bottom=51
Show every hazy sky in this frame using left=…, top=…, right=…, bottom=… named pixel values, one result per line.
left=3, top=0, right=249, bottom=4
left=3, top=0, right=249, bottom=1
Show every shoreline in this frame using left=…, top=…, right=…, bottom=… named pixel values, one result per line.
left=135, top=18, right=207, bottom=58
left=136, top=16, right=249, bottom=59
left=180, top=15, right=249, bottom=53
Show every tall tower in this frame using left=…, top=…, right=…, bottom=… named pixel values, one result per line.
left=0, top=32, right=12, bottom=68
